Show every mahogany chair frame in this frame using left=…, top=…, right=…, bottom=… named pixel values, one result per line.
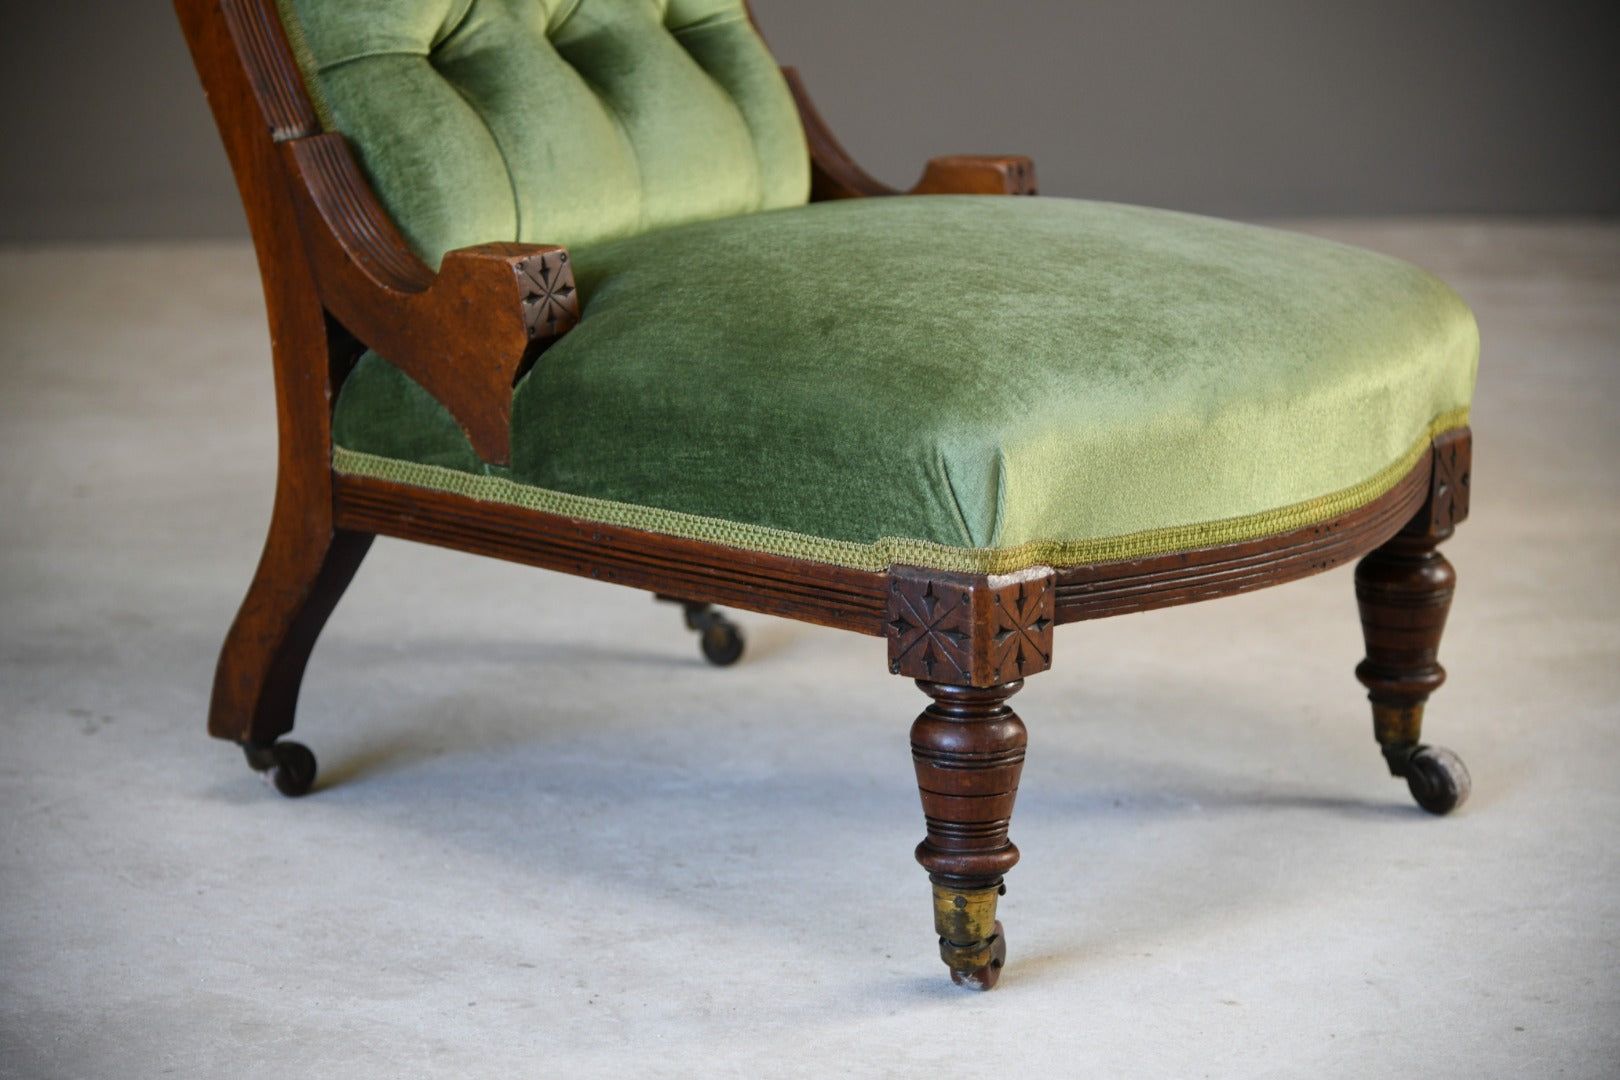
left=176, top=0, right=1472, bottom=990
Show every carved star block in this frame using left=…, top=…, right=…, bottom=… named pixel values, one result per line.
left=887, top=575, right=975, bottom=684
left=888, top=566, right=1055, bottom=687
left=1431, top=427, right=1472, bottom=529
left=513, top=248, right=580, bottom=341
left=1408, top=427, right=1472, bottom=538
left=1003, top=157, right=1038, bottom=196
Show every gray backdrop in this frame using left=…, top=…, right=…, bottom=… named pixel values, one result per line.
left=2, top=0, right=1615, bottom=242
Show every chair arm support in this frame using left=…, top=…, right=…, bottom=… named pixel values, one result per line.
left=280, top=133, right=579, bottom=466
left=782, top=66, right=897, bottom=200
left=783, top=67, right=1037, bottom=201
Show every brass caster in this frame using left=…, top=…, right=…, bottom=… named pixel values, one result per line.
left=944, top=921, right=1007, bottom=991
left=932, top=881, right=1007, bottom=990
left=1385, top=742, right=1470, bottom=815
left=242, top=740, right=317, bottom=797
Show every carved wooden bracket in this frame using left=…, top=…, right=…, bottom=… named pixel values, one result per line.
left=1406, top=427, right=1472, bottom=539
left=911, top=155, right=1038, bottom=196
left=282, top=133, right=579, bottom=466
left=887, top=566, right=1055, bottom=687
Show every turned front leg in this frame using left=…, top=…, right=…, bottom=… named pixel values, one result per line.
left=1355, top=532, right=1453, bottom=764
left=912, top=680, right=1026, bottom=989
left=1354, top=428, right=1473, bottom=814
left=887, top=564, right=1054, bottom=989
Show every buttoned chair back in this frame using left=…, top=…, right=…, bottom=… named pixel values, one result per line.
left=275, top=0, right=808, bottom=266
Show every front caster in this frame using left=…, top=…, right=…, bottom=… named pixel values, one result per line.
left=944, top=920, right=1007, bottom=991
left=1384, top=742, right=1470, bottom=815
left=241, top=740, right=317, bottom=797
left=931, top=881, right=1009, bottom=990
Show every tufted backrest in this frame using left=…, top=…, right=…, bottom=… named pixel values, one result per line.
left=276, top=0, right=810, bottom=267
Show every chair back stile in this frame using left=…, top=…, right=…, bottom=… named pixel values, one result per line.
left=174, top=0, right=342, bottom=500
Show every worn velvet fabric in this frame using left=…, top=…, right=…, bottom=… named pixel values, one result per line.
left=277, top=0, right=809, bottom=265
left=333, top=196, right=1479, bottom=565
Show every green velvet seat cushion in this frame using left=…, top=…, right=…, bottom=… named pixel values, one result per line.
left=333, top=195, right=1478, bottom=572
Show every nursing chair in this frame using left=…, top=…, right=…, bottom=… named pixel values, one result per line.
left=175, top=0, right=1478, bottom=989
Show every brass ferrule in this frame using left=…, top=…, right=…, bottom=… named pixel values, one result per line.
left=1371, top=700, right=1425, bottom=748
left=931, top=881, right=1001, bottom=947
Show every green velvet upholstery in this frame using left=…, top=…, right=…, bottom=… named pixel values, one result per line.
left=332, top=196, right=1478, bottom=572
left=277, top=0, right=809, bottom=265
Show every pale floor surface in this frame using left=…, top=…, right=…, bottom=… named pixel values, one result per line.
left=1, top=222, right=1616, bottom=1078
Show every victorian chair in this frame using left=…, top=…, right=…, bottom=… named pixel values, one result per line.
left=175, top=0, right=1478, bottom=989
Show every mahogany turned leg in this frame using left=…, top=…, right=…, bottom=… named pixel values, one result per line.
left=210, top=511, right=372, bottom=796
left=1355, top=430, right=1473, bottom=815
left=912, top=680, right=1027, bottom=990
left=887, top=564, right=1053, bottom=988
left=1354, top=532, right=1470, bottom=814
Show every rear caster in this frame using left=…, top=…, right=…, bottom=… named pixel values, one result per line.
left=1386, top=742, right=1470, bottom=815
left=242, top=740, right=317, bottom=797
left=660, top=597, right=745, bottom=666
left=697, top=617, right=744, bottom=666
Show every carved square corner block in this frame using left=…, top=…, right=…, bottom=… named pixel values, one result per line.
left=1410, top=427, right=1472, bottom=537
left=1005, top=157, right=1038, bottom=196
left=886, top=565, right=1055, bottom=686
left=1431, top=427, right=1472, bottom=529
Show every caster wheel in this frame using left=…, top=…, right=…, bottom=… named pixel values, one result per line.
left=699, top=619, right=744, bottom=666
left=242, top=740, right=317, bottom=797
left=664, top=599, right=746, bottom=666
left=1403, top=744, right=1469, bottom=815
left=948, top=921, right=1007, bottom=991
